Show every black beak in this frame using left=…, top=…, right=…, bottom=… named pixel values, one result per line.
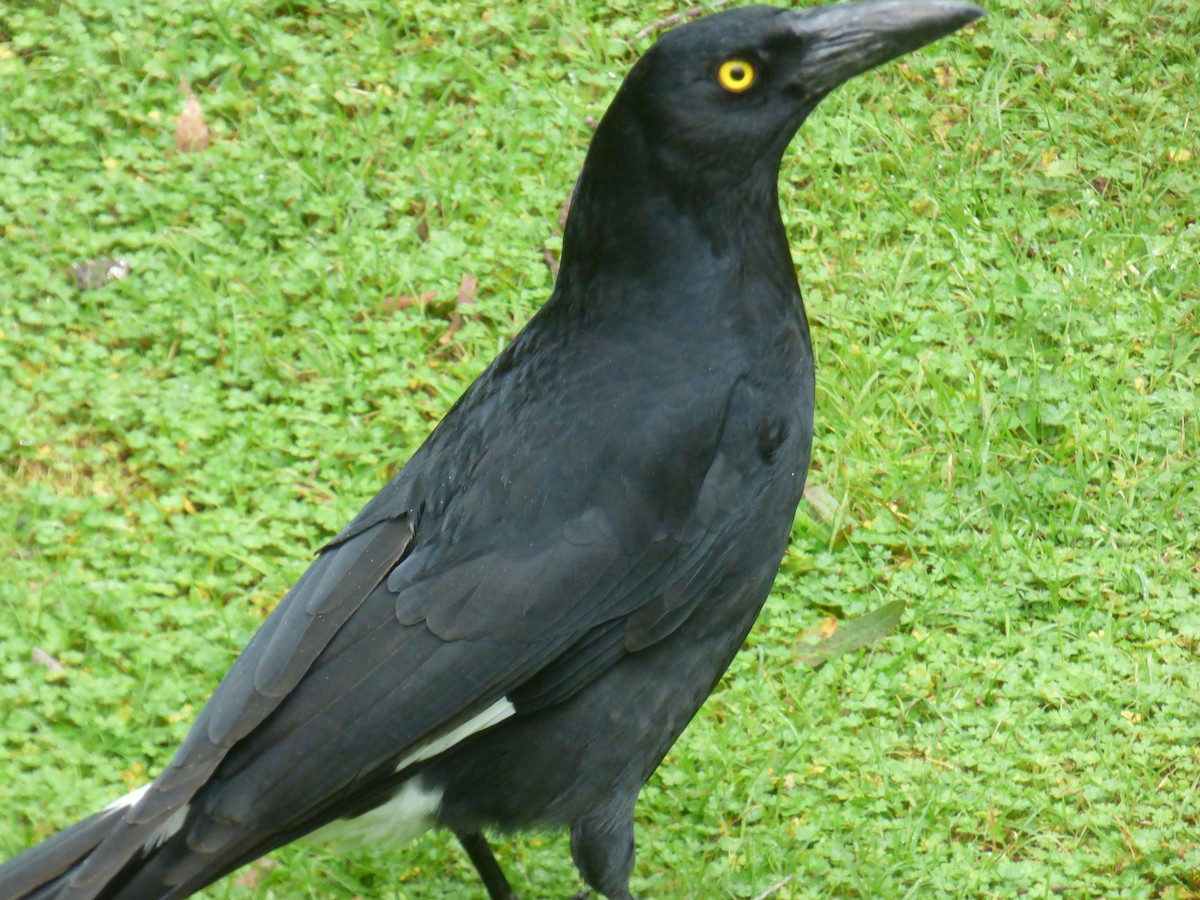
left=787, top=0, right=985, bottom=97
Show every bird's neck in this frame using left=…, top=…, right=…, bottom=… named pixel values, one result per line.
left=554, top=113, right=796, bottom=318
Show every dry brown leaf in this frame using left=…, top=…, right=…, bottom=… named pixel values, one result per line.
left=802, top=483, right=841, bottom=523
left=410, top=200, right=432, bottom=243
left=436, top=273, right=481, bottom=346
left=380, top=291, right=436, bottom=315
left=437, top=312, right=465, bottom=346
left=802, top=482, right=856, bottom=542
left=175, top=77, right=212, bottom=154
left=456, top=272, right=478, bottom=307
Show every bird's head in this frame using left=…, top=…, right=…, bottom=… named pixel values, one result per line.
left=557, top=1, right=983, bottom=291
left=605, top=0, right=984, bottom=183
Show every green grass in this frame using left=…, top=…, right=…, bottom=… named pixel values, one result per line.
left=1, top=0, right=1197, bottom=897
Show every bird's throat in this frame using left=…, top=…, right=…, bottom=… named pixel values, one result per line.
left=556, top=130, right=790, bottom=299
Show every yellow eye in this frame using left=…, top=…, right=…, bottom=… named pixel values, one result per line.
left=717, top=59, right=756, bottom=93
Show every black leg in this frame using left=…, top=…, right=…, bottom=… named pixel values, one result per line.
left=455, top=829, right=519, bottom=900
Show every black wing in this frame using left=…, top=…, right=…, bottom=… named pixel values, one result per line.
left=58, top=334, right=787, bottom=896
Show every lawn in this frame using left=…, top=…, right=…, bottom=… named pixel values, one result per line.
left=1, top=0, right=1197, bottom=897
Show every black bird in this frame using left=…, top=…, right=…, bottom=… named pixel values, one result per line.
left=0, top=2, right=982, bottom=898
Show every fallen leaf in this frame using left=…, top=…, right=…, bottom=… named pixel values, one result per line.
left=457, top=273, right=478, bottom=307
left=379, top=291, right=436, bottom=315
left=175, top=77, right=212, bottom=154
left=802, top=482, right=856, bottom=541
left=410, top=200, right=431, bottom=243
left=796, top=600, right=906, bottom=668
left=801, top=487, right=840, bottom=520
left=436, top=273, right=482, bottom=346
left=437, top=312, right=465, bottom=346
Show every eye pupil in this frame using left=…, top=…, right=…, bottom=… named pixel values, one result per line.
left=718, top=59, right=756, bottom=93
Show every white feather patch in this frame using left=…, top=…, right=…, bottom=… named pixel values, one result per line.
left=103, top=783, right=151, bottom=813
left=311, top=777, right=443, bottom=849
left=101, top=785, right=189, bottom=852
left=394, top=697, right=515, bottom=774
left=144, top=802, right=190, bottom=852
left=309, top=699, right=515, bottom=849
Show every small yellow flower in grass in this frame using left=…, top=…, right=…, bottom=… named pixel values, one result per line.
left=1040, top=148, right=1075, bottom=178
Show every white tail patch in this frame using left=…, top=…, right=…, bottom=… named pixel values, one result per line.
left=394, top=697, right=515, bottom=774
left=311, top=777, right=442, bottom=849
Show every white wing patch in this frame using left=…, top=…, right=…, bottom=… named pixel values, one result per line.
left=103, top=782, right=190, bottom=853
left=143, top=803, right=190, bottom=853
left=394, top=697, right=515, bottom=775
left=311, top=777, right=442, bottom=849
left=103, top=783, right=151, bottom=813
left=310, top=698, right=515, bottom=849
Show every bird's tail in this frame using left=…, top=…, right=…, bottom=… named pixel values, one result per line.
left=0, top=805, right=125, bottom=900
